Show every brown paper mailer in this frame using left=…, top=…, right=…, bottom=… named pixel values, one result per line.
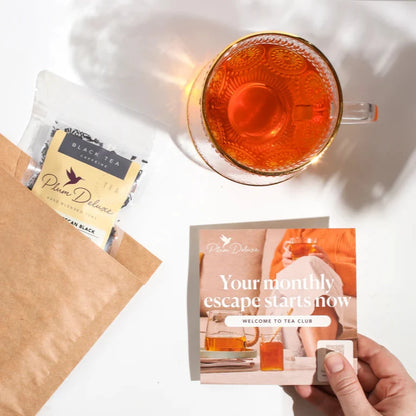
left=0, top=133, right=161, bottom=279
left=0, top=133, right=31, bottom=181
left=0, top=135, right=161, bottom=415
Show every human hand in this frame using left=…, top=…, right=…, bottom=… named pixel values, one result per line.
left=308, top=244, right=334, bottom=268
left=282, top=244, right=293, bottom=268
left=295, top=334, right=416, bottom=415
left=281, top=244, right=333, bottom=268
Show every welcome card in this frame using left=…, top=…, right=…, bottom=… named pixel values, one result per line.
left=199, top=228, right=357, bottom=385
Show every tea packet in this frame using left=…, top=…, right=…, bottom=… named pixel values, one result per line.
left=20, top=71, right=154, bottom=250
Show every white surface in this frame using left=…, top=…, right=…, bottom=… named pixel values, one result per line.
left=0, top=1, right=415, bottom=415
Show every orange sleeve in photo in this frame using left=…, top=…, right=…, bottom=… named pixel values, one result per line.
left=269, top=228, right=356, bottom=296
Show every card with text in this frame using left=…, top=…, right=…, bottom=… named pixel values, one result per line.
left=199, top=228, right=357, bottom=385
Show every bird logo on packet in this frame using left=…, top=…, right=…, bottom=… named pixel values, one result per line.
left=64, top=167, right=83, bottom=187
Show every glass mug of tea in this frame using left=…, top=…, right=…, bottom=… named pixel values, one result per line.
left=187, top=32, right=378, bottom=185
left=284, top=236, right=318, bottom=260
left=204, top=310, right=259, bottom=351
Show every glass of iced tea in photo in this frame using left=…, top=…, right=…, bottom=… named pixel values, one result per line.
left=187, top=32, right=378, bottom=185
left=284, top=237, right=318, bottom=260
left=260, top=330, right=284, bottom=371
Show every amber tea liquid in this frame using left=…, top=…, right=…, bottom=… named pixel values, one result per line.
left=203, top=42, right=334, bottom=173
left=290, top=242, right=317, bottom=260
left=260, top=341, right=284, bottom=371
left=205, top=336, right=247, bottom=351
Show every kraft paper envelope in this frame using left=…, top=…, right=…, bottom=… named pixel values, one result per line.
left=0, top=134, right=161, bottom=415
left=0, top=134, right=159, bottom=278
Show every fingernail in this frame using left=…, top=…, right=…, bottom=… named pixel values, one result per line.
left=324, top=352, right=344, bottom=373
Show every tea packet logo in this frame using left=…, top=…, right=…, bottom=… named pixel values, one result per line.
left=64, top=167, right=83, bottom=186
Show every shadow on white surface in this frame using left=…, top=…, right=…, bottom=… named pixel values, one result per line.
left=301, top=42, right=416, bottom=211
left=69, top=0, right=416, bottom=211
left=69, top=0, right=244, bottom=167
left=284, top=387, right=324, bottom=416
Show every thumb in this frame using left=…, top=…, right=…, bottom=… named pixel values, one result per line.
left=324, top=352, right=376, bottom=416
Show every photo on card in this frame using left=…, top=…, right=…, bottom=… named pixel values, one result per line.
left=198, top=228, right=357, bottom=385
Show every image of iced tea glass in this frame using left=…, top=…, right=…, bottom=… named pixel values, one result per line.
left=260, top=330, right=284, bottom=371
left=284, top=237, right=318, bottom=260
left=187, top=32, right=378, bottom=185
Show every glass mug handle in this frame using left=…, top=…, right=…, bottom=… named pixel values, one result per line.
left=341, top=102, right=378, bottom=124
